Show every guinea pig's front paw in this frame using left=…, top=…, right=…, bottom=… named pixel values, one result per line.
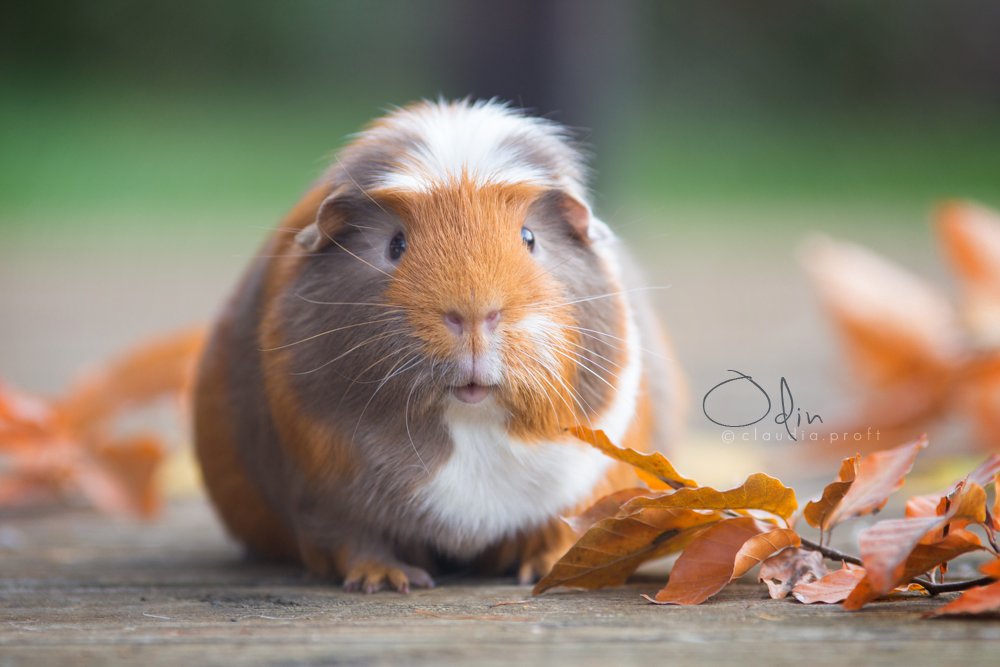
left=517, top=554, right=556, bottom=586
left=343, top=560, right=435, bottom=594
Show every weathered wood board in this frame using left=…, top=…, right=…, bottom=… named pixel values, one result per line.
left=1, top=501, right=997, bottom=666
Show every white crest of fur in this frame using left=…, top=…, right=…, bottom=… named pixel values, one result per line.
left=365, top=99, right=591, bottom=206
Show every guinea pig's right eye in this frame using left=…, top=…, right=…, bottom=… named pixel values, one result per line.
left=521, top=227, right=536, bottom=253
left=388, top=232, right=406, bottom=262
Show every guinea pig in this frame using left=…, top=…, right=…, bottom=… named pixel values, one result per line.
left=194, top=99, right=684, bottom=593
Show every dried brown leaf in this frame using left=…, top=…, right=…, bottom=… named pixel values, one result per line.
left=758, top=548, right=830, bottom=599
left=59, top=328, right=206, bottom=431
left=804, top=455, right=860, bottom=531
left=533, top=508, right=719, bottom=595
left=824, top=436, right=927, bottom=529
left=801, top=236, right=962, bottom=390
left=925, top=557, right=1000, bottom=617
left=791, top=565, right=867, bottom=604
left=906, top=453, right=1000, bottom=519
left=857, top=481, right=988, bottom=595
left=732, top=529, right=801, bottom=579
left=563, top=488, right=655, bottom=537
left=622, top=473, right=798, bottom=521
left=844, top=530, right=984, bottom=610
left=995, top=476, right=1000, bottom=530
left=0, top=384, right=56, bottom=449
left=89, top=435, right=164, bottom=517
left=904, top=493, right=941, bottom=519
left=936, top=201, right=1000, bottom=346
left=649, top=517, right=770, bottom=605
left=926, top=579, right=1000, bottom=617
left=0, top=328, right=205, bottom=517
left=966, top=453, right=1000, bottom=488
left=569, top=427, right=697, bottom=490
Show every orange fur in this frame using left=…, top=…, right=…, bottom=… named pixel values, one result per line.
left=194, top=322, right=299, bottom=562
left=379, top=179, right=588, bottom=441
left=259, top=185, right=359, bottom=484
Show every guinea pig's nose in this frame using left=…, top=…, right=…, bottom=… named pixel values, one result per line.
left=444, top=311, right=465, bottom=336
left=443, top=309, right=502, bottom=337
left=483, top=310, right=501, bottom=332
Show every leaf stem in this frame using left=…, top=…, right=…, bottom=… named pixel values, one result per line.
left=798, top=538, right=997, bottom=596
left=798, top=537, right=863, bottom=566
left=910, top=576, right=996, bottom=596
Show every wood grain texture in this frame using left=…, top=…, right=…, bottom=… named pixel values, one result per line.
left=1, top=500, right=998, bottom=666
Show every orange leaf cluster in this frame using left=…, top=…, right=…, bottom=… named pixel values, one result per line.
left=538, top=427, right=1000, bottom=616
left=803, top=201, right=1000, bottom=451
left=0, top=328, right=205, bottom=517
left=535, top=426, right=800, bottom=602
left=804, top=438, right=926, bottom=539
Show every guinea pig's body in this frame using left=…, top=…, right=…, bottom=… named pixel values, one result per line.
left=194, top=100, right=683, bottom=592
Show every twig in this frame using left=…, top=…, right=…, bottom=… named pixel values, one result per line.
left=798, top=538, right=996, bottom=596
left=910, top=576, right=996, bottom=596
left=798, top=538, right=863, bottom=566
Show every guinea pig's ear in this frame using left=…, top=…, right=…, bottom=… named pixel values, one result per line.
left=295, top=190, right=347, bottom=252
left=548, top=190, right=593, bottom=246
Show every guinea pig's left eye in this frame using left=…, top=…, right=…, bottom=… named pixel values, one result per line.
left=388, top=232, right=406, bottom=262
left=521, top=227, right=535, bottom=253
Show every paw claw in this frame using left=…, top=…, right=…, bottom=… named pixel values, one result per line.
left=343, top=559, right=432, bottom=595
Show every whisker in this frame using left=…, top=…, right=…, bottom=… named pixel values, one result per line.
left=352, top=354, right=422, bottom=446
left=550, top=343, right=624, bottom=386
left=404, top=374, right=430, bottom=476
left=248, top=225, right=299, bottom=234
left=564, top=339, right=624, bottom=369
left=565, top=325, right=673, bottom=362
left=335, top=343, right=418, bottom=411
left=289, top=329, right=410, bottom=375
left=335, top=154, right=399, bottom=225
left=327, top=235, right=395, bottom=280
left=548, top=346, right=621, bottom=396
left=295, top=293, right=402, bottom=309
left=518, top=349, right=595, bottom=430
left=512, top=358, right=564, bottom=432
left=260, top=317, right=404, bottom=352
left=537, top=214, right=673, bottom=276
left=233, top=254, right=328, bottom=259
left=342, top=343, right=421, bottom=385
left=537, top=286, right=671, bottom=310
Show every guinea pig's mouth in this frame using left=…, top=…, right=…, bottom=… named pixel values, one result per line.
left=451, top=383, right=491, bottom=405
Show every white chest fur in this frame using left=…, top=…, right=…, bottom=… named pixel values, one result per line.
left=418, top=284, right=643, bottom=558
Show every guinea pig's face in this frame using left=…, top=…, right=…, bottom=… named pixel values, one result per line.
left=278, top=102, right=626, bottom=446
left=374, top=181, right=586, bottom=436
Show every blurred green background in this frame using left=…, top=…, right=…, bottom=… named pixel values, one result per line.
left=2, top=1, right=999, bottom=462
left=4, top=0, right=999, bottom=222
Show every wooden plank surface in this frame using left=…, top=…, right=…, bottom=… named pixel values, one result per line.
left=1, top=500, right=998, bottom=666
